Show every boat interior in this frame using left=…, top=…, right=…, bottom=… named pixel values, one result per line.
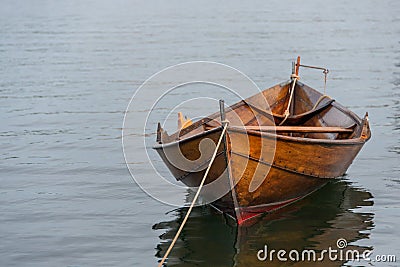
left=157, top=80, right=367, bottom=144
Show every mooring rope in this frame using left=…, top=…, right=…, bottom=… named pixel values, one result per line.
left=157, top=121, right=229, bottom=267
left=279, top=75, right=298, bottom=126
left=311, top=94, right=332, bottom=110
left=279, top=66, right=329, bottom=126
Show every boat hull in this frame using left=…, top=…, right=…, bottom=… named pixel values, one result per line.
left=154, top=126, right=367, bottom=224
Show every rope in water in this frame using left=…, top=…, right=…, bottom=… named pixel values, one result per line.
left=157, top=121, right=229, bottom=267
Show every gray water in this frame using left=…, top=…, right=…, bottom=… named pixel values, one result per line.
left=1, top=0, right=399, bottom=266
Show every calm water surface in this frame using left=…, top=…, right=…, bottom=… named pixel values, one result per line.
left=0, top=0, right=399, bottom=266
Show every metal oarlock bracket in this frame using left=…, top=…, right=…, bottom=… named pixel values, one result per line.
left=297, top=63, right=329, bottom=77
left=293, top=56, right=330, bottom=94
left=293, top=56, right=329, bottom=76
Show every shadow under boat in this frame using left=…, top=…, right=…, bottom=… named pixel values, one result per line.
left=153, top=179, right=374, bottom=267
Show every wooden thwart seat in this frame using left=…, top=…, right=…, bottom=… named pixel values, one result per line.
left=237, top=126, right=354, bottom=133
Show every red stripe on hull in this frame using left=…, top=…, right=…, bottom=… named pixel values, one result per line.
left=237, top=196, right=302, bottom=224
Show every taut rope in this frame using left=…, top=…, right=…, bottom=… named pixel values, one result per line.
left=157, top=122, right=229, bottom=267
left=279, top=57, right=330, bottom=126
left=279, top=74, right=298, bottom=126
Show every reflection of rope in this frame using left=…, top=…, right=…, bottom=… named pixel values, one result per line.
left=157, top=122, right=229, bottom=267
left=279, top=76, right=298, bottom=126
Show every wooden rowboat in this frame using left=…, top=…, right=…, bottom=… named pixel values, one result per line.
left=153, top=59, right=371, bottom=224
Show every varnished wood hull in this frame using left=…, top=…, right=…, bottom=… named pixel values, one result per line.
left=154, top=80, right=371, bottom=224
left=154, top=131, right=365, bottom=223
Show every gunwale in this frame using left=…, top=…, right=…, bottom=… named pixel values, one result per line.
left=153, top=80, right=371, bottom=149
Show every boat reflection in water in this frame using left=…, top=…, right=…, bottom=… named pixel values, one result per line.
left=153, top=179, right=374, bottom=266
